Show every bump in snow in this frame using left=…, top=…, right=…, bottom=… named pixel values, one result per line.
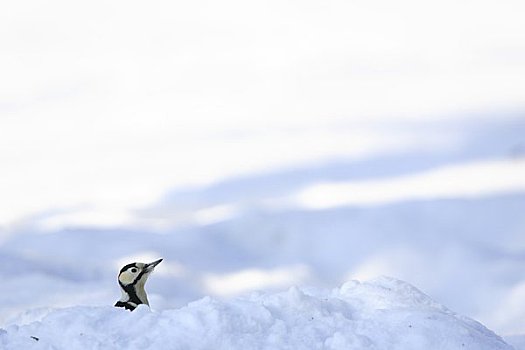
left=0, top=277, right=511, bottom=350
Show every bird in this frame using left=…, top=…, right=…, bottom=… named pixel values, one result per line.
left=115, top=258, right=163, bottom=311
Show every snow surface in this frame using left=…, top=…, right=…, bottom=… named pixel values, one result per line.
left=0, top=277, right=512, bottom=350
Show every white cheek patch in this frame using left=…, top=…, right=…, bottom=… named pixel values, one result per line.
left=119, top=271, right=137, bottom=285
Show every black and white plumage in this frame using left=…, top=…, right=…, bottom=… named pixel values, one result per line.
left=115, top=258, right=163, bottom=311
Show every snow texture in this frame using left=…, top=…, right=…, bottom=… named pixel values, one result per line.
left=0, top=277, right=511, bottom=350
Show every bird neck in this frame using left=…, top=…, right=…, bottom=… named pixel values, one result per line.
left=119, top=281, right=149, bottom=306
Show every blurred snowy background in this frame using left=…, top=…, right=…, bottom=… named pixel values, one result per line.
left=1, top=0, right=524, bottom=338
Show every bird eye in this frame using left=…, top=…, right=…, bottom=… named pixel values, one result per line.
left=131, top=268, right=137, bottom=273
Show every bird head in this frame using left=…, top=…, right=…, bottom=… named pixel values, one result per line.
left=116, top=258, right=163, bottom=310
left=118, top=258, right=163, bottom=286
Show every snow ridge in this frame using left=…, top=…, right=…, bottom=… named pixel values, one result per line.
left=0, top=277, right=511, bottom=350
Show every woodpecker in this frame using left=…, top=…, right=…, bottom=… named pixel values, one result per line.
left=115, top=258, right=163, bottom=311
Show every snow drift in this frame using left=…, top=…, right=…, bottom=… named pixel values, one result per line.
left=0, top=277, right=511, bottom=349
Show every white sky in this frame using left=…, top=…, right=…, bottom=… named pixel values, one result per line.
left=1, top=0, right=525, bottom=228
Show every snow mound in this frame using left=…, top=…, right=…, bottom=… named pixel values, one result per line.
left=0, top=277, right=511, bottom=350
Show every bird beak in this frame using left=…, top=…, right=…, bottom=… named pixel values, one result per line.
left=145, top=258, right=163, bottom=272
